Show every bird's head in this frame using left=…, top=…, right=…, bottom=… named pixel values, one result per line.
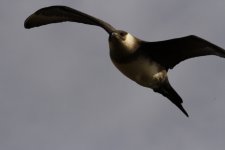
left=109, top=30, right=140, bottom=54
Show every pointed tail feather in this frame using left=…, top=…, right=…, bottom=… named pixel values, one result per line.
left=153, top=81, right=189, bottom=117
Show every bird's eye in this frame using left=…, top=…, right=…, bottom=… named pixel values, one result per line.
left=120, top=32, right=127, bottom=37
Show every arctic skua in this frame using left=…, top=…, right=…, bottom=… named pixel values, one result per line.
left=24, top=6, right=225, bottom=117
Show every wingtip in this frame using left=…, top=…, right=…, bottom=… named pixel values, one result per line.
left=24, top=22, right=30, bottom=29
left=24, top=16, right=32, bottom=29
left=24, top=15, right=40, bottom=29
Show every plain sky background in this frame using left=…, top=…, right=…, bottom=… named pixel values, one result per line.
left=1, top=0, right=225, bottom=150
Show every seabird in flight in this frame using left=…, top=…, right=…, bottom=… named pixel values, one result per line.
left=24, top=5, right=225, bottom=117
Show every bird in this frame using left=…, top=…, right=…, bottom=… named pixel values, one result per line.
left=24, top=5, right=225, bottom=117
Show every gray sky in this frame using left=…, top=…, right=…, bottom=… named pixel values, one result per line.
left=1, top=0, right=225, bottom=149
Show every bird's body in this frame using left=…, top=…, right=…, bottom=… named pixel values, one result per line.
left=111, top=56, right=167, bottom=88
left=24, top=5, right=225, bottom=117
left=109, top=33, right=167, bottom=88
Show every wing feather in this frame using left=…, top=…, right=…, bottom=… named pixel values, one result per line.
left=140, top=35, right=225, bottom=69
left=24, top=6, right=116, bottom=34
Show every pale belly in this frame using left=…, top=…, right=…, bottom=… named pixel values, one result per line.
left=112, top=57, right=167, bottom=88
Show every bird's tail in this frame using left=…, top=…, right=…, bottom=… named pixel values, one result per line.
left=153, top=80, right=189, bottom=117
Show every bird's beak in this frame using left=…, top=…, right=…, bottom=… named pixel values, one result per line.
left=109, top=32, right=118, bottom=41
left=110, top=32, right=121, bottom=41
left=111, top=32, right=118, bottom=37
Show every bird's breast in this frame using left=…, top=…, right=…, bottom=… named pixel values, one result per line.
left=111, top=57, right=167, bottom=88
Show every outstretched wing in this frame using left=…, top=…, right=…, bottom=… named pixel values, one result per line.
left=24, top=5, right=116, bottom=34
left=140, top=35, right=225, bottom=69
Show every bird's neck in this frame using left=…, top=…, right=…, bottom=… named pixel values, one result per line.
left=109, top=43, right=141, bottom=63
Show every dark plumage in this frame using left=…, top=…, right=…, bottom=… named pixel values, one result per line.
left=24, top=6, right=225, bottom=117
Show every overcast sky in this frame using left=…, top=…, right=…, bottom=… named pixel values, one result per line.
left=1, top=0, right=225, bottom=150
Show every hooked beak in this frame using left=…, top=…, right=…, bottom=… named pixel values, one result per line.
left=109, top=32, right=119, bottom=41
left=111, top=32, right=118, bottom=37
